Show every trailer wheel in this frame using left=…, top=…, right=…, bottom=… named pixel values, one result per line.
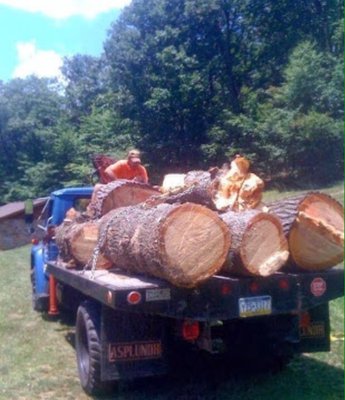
left=76, top=301, right=113, bottom=395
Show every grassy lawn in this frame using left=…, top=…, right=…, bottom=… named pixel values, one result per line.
left=0, top=182, right=343, bottom=400
left=263, top=181, right=344, bottom=204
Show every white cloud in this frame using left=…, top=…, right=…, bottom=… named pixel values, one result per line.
left=0, top=0, right=131, bottom=19
left=13, top=41, right=63, bottom=80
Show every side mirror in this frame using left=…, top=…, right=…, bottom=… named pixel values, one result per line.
left=24, top=199, right=34, bottom=225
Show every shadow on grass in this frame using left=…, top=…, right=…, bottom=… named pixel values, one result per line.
left=42, top=310, right=76, bottom=348
left=84, top=352, right=344, bottom=400
left=44, top=311, right=343, bottom=400
left=40, top=309, right=343, bottom=400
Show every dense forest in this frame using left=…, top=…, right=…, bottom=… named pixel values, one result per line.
left=0, top=0, right=343, bottom=204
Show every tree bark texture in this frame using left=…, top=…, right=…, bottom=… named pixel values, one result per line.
left=55, top=219, right=112, bottom=269
left=149, top=171, right=219, bottom=210
left=155, top=168, right=264, bottom=212
left=266, top=192, right=344, bottom=271
left=220, top=210, right=289, bottom=276
left=98, top=202, right=231, bottom=287
left=88, top=179, right=159, bottom=218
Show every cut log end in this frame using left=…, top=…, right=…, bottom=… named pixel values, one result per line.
left=220, top=210, right=288, bottom=277
left=240, top=214, right=289, bottom=276
left=289, top=193, right=344, bottom=270
left=89, top=180, right=159, bottom=218
left=160, top=203, right=231, bottom=287
left=101, top=184, right=159, bottom=215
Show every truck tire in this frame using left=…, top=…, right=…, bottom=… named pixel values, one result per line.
left=30, top=268, right=48, bottom=312
left=75, top=301, right=113, bottom=395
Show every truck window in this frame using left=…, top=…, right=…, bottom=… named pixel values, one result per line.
left=73, top=198, right=90, bottom=213
left=36, top=198, right=53, bottom=231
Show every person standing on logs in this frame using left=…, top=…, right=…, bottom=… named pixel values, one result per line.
left=104, top=149, right=148, bottom=183
left=89, top=149, right=149, bottom=207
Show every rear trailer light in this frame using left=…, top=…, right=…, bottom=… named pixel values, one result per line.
left=182, top=320, right=200, bottom=341
left=127, top=291, right=142, bottom=305
left=249, top=281, right=260, bottom=294
left=299, top=312, right=311, bottom=328
left=278, top=278, right=290, bottom=290
left=221, top=283, right=232, bottom=295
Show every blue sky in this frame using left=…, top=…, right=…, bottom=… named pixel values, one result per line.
left=0, top=1, right=131, bottom=82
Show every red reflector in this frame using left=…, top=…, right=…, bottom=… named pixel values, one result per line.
left=278, top=278, right=290, bottom=290
left=127, top=291, right=142, bottom=305
left=249, top=281, right=260, bottom=293
left=299, top=312, right=311, bottom=328
left=31, top=238, right=40, bottom=245
left=182, top=320, right=200, bottom=341
left=221, top=283, right=232, bottom=295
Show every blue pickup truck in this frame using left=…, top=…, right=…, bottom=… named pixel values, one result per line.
left=30, top=187, right=344, bottom=396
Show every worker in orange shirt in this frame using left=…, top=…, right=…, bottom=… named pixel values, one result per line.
left=88, top=149, right=149, bottom=215
left=104, top=149, right=148, bottom=183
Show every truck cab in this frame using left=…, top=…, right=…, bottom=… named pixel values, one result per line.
left=30, top=187, right=93, bottom=310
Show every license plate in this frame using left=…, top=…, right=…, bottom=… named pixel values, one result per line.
left=145, top=288, right=171, bottom=302
left=239, top=296, right=272, bottom=318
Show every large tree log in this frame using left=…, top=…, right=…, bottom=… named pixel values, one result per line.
left=154, top=165, right=264, bottom=212
left=215, top=155, right=264, bottom=211
left=98, top=202, right=231, bottom=287
left=55, top=218, right=112, bottom=269
left=266, top=192, right=344, bottom=271
left=148, top=171, right=219, bottom=210
left=220, top=210, right=289, bottom=276
left=88, top=179, right=159, bottom=218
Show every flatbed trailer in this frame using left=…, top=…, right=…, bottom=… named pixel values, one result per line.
left=47, top=261, right=343, bottom=321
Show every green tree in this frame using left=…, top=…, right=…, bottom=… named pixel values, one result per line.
left=203, top=40, right=343, bottom=184
left=103, top=0, right=343, bottom=178
left=0, top=77, right=65, bottom=202
left=61, top=54, right=106, bottom=125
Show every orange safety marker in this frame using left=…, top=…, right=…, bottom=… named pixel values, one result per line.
left=48, top=275, right=59, bottom=315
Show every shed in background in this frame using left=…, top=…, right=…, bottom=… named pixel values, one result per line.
left=0, top=198, right=47, bottom=250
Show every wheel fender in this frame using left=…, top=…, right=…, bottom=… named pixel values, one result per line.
left=31, top=245, right=49, bottom=296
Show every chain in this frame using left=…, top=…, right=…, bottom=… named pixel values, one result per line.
left=82, top=214, right=115, bottom=280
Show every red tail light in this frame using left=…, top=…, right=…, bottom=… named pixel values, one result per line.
left=249, top=281, right=260, bottom=293
left=31, top=238, right=40, bottom=245
left=182, top=320, right=200, bottom=341
left=278, top=278, right=290, bottom=290
left=127, top=291, right=142, bottom=305
left=221, top=283, right=232, bottom=295
left=299, top=312, right=311, bottom=328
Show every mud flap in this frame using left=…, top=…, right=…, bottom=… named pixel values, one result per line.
left=100, top=306, right=168, bottom=382
left=297, top=303, right=331, bottom=353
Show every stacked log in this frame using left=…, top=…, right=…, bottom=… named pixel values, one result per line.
left=220, top=210, right=289, bottom=276
left=55, top=218, right=112, bottom=269
left=87, top=180, right=159, bottom=218
left=160, top=173, right=186, bottom=193
left=56, top=202, right=231, bottom=287
left=54, top=174, right=343, bottom=287
left=151, top=166, right=264, bottom=212
left=148, top=171, right=219, bottom=210
left=267, top=192, right=344, bottom=271
left=99, top=202, right=231, bottom=287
